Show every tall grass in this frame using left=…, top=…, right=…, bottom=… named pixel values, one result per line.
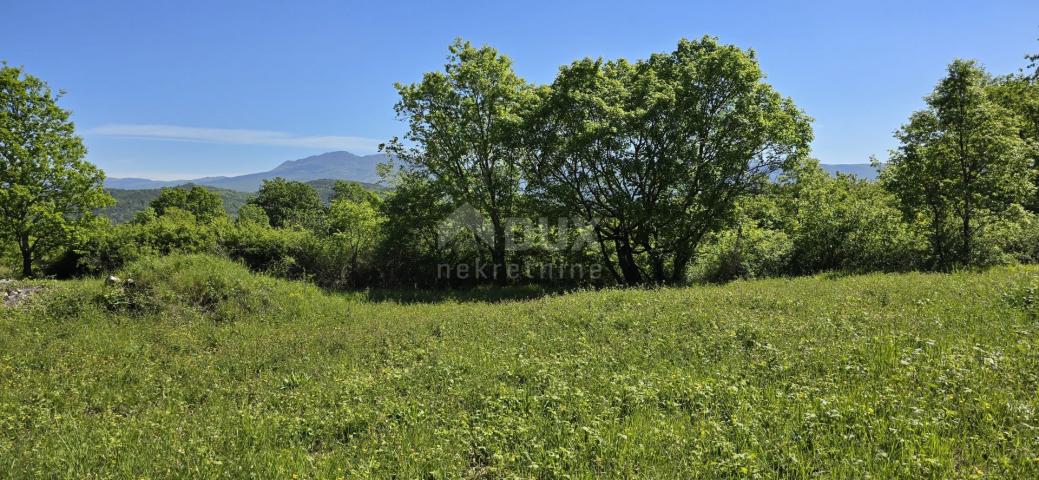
left=1, top=254, right=1038, bottom=478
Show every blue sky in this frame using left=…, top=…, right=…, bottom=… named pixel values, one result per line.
left=2, top=0, right=1037, bottom=179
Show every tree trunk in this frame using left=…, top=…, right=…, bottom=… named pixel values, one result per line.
left=19, top=236, right=32, bottom=278
left=670, top=242, right=693, bottom=285
left=614, top=237, right=642, bottom=285
left=649, top=251, right=666, bottom=284
left=932, top=228, right=947, bottom=271
left=929, top=202, right=949, bottom=271
left=961, top=200, right=972, bottom=266
left=670, top=254, right=690, bottom=285
left=490, top=214, right=508, bottom=285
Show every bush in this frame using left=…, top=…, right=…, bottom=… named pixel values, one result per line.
left=68, top=202, right=389, bottom=289
left=974, top=205, right=1039, bottom=266
left=691, top=223, right=793, bottom=283
left=219, top=222, right=310, bottom=277
left=781, top=163, right=924, bottom=274
left=101, top=255, right=290, bottom=321
left=74, top=209, right=224, bottom=275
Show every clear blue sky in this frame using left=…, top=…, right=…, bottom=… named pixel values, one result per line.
left=2, top=0, right=1037, bottom=179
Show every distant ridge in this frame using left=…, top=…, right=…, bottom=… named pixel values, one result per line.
left=107, top=152, right=878, bottom=191
left=99, top=184, right=253, bottom=223
left=106, top=151, right=387, bottom=192
left=819, top=163, right=879, bottom=180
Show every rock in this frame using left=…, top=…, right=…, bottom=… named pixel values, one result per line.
left=3, top=286, right=43, bottom=307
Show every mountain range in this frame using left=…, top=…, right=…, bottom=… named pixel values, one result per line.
left=105, top=151, right=388, bottom=191
left=105, top=151, right=879, bottom=192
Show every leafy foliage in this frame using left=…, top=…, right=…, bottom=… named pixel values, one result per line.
left=882, top=60, right=1036, bottom=269
left=235, top=203, right=269, bottom=226
left=247, top=177, right=323, bottom=228
left=780, top=161, right=922, bottom=274
left=74, top=209, right=223, bottom=274
left=987, top=73, right=1039, bottom=212
left=0, top=64, right=113, bottom=276
left=386, top=39, right=532, bottom=281
left=7, top=41, right=1039, bottom=290
left=150, top=185, right=226, bottom=223
left=524, top=37, right=813, bottom=284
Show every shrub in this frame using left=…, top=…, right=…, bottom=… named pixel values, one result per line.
left=691, top=223, right=793, bottom=283
left=219, top=223, right=310, bottom=278
left=70, top=209, right=225, bottom=275
left=974, top=205, right=1039, bottom=266
left=780, top=163, right=924, bottom=274
left=105, top=255, right=288, bottom=321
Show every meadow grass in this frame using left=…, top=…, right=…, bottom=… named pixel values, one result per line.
left=1, top=255, right=1038, bottom=478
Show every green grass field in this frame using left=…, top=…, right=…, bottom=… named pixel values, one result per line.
left=2, top=255, right=1038, bottom=478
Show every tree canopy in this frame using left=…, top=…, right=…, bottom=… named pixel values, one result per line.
left=0, top=63, right=112, bottom=276
left=150, top=185, right=226, bottom=223
left=883, top=60, right=1035, bottom=268
left=385, top=39, right=533, bottom=282
left=524, top=37, right=813, bottom=284
left=247, top=177, right=323, bottom=228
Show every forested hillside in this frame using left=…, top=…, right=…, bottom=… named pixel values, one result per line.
left=100, top=185, right=253, bottom=223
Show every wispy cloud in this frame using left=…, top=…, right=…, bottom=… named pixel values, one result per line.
left=87, top=124, right=384, bottom=153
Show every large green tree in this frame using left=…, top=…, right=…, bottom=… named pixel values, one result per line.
left=150, top=185, right=225, bottom=223
left=0, top=64, right=112, bottom=276
left=385, top=39, right=532, bottom=282
left=524, top=37, right=812, bottom=284
left=375, top=172, right=454, bottom=286
left=330, top=180, right=380, bottom=205
left=882, top=60, right=1035, bottom=268
left=247, top=177, right=323, bottom=228
left=326, top=192, right=384, bottom=287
